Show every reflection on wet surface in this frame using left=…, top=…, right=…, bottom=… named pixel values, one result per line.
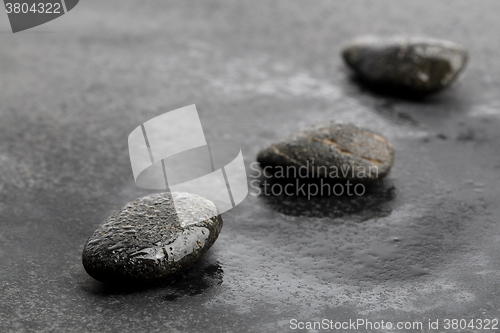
left=257, top=177, right=396, bottom=220
left=82, top=257, right=224, bottom=297
left=162, top=264, right=224, bottom=301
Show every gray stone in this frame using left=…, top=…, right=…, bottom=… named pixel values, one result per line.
left=82, top=192, right=223, bottom=283
left=342, top=36, right=468, bottom=93
left=257, top=122, right=394, bottom=183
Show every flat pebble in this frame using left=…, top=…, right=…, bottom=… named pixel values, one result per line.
left=257, top=122, right=394, bottom=183
left=342, top=36, right=468, bottom=93
left=82, top=192, right=222, bottom=283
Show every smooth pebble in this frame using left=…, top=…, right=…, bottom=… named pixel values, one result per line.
left=82, top=192, right=223, bottom=283
left=342, top=35, right=468, bottom=93
left=257, top=122, right=394, bottom=183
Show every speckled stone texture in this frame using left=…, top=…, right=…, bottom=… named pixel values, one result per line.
left=82, top=192, right=223, bottom=283
left=342, top=36, right=468, bottom=93
left=257, top=122, right=394, bottom=183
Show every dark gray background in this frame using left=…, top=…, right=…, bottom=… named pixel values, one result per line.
left=1, top=1, right=499, bottom=332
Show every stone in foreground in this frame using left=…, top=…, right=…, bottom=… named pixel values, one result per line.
left=257, top=122, right=394, bottom=183
left=82, top=192, right=222, bottom=283
left=342, top=36, right=468, bottom=93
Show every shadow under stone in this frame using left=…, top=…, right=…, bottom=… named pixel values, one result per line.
left=346, top=74, right=442, bottom=101
left=82, top=255, right=223, bottom=297
left=256, top=176, right=396, bottom=220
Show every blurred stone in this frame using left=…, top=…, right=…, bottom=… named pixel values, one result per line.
left=257, top=122, right=394, bottom=183
left=342, top=36, right=468, bottom=93
left=82, top=192, right=222, bottom=284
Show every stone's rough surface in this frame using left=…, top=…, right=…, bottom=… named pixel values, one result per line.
left=342, top=36, right=468, bottom=93
left=257, top=122, right=394, bottom=183
left=82, top=192, right=223, bottom=283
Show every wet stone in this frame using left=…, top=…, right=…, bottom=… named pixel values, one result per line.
left=342, top=36, right=468, bottom=93
left=82, top=192, right=223, bottom=284
left=257, top=122, right=394, bottom=183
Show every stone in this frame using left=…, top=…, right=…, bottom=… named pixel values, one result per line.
left=82, top=192, right=223, bottom=284
left=256, top=122, right=394, bottom=183
left=342, top=36, right=468, bottom=93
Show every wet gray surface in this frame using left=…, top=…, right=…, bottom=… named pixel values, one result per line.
left=1, top=1, right=500, bottom=332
